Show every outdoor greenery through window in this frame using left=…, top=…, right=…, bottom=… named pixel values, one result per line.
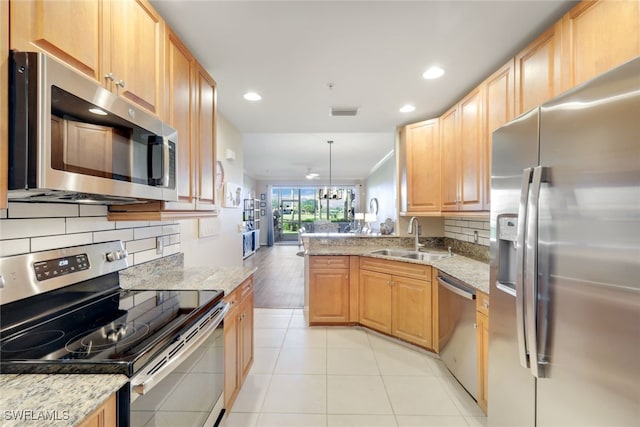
left=272, top=186, right=356, bottom=241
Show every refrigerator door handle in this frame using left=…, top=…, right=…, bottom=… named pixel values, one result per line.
left=525, top=166, right=546, bottom=378
left=516, top=167, right=533, bottom=369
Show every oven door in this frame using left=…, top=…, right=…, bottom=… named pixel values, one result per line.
left=129, top=301, right=229, bottom=427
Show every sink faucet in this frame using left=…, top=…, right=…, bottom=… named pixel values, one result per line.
left=407, top=217, right=424, bottom=252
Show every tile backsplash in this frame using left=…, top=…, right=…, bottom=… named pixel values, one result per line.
left=0, top=203, right=180, bottom=264
left=444, top=217, right=490, bottom=247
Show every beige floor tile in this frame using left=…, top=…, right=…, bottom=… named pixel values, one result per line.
left=253, top=314, right=292, bottom=329
left=256, top=413, right=326, bottom=427
left=464, top=416, right=488, bottom=427
left=274, top=347, right=327, bottom=374
left=328, top=414, right=398, bottom=426
left=255, top=308, right=293, bottom=316
left=372, top=344, right=435, bottom=376
left=424, top=357, right=454, bottom=377
left=221, top=412, right=259, bottom=427
left=231, top=374, right=272, bottom=413
left=327, top=347, right=380, bottom=375
left=250, top=347, right=280, bottom=375
left=383, top=376, right=461, bottom=416
left=396, top=415, right=469, bottom=426
left=282, top=328, right=327, bottom=347
left=261, top=374, right=326, bottom=413
left=327, top=375, right=393, bottom=415
left=288, top=315, right=310, bottom=328
left=438, top=376, right=486, bottom=417
left=254, top=329, right=287, bottom=348
left=327, top=328, right=371, bottom=349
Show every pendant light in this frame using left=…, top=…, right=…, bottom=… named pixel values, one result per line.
left=318, top=140, right=343, bottom=200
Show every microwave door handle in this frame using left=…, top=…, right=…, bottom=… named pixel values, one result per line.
left=516, top=167, right=533, bottom=369
left=147, top=137, right=169, bottom=187
left=161, top=138, right=170, bottom=187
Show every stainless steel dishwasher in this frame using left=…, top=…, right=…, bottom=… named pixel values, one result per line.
left=438, top=271, right=478, bottom=400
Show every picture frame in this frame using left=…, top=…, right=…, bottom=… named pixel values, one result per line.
left=260, top=193, right=266, bottom=200
left=222, top=182, right=242, bottom=208
left=260, top=201, right=266, bottom=208
left=260, top=209, right=266, bottom=216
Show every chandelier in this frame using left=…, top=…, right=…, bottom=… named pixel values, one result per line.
left=318, top=140, right=343, bottom=200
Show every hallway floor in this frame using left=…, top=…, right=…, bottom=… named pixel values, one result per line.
left=222, top=308, right=487, bottom=427
left=243, top=245, right=304, bottom=309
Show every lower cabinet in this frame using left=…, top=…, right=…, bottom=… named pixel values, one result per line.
left=77, top=393, right=116, bottom=427
left=309, top=256, right=350, bottom=324
left=359, top=257, right=433, bottom=349
left=223, top=276, right=254, bottom=411
left=476, top=290, right=490, bottom=414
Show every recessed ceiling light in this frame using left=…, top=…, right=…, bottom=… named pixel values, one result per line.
left=89, top=107, right=107, bottom=116
left=422, top=66, right=445, bottom=80
left=400, top=104, right=416, bottom=113
left=243, top=92, right=262, bottom=101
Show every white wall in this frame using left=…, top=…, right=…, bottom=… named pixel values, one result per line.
left=365, top=151, right=396, bottom=232
left=180, top=113, right=245, bottom=268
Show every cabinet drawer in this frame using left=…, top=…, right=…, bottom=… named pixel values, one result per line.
left=476, top=291, right=490, bottom=316
left=310, top=255, right=350, bottom=269
left=360, top=257, right=431, bottom=281
left=239, top=277, right=254, bottom=301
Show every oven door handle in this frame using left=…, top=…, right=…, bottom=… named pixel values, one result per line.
left=130, top=301, right=230, bottom=400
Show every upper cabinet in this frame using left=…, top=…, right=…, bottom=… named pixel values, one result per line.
left=404, top=119, right=440, bottom=214
left=440, top=86, right=485, bottom=212
left=1, top=0, right=8, bottom=209
left=561, top=0, right=640, bottom=91
left=482, top=59, right=515, bottom=210
left=515, top=21, right=562, bottom=115
left=193, top=63, right=217, bottom=210
left=10, top=0, right=164, bottom=117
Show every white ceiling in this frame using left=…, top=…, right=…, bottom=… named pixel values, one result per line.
left=151, top=0, right=577, bottom=182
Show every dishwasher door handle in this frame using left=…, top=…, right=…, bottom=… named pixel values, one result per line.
left=437, top=276, right=476, bottom=300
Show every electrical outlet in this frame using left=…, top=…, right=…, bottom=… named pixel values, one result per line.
left=156, top=236, right=164, bottom=255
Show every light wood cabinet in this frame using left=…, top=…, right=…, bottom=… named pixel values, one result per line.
left=515, top=21, right=562, bottom=115
left=10, top=0, right=164, bottom=116
left=359, top=257, right=433, bottom=348
left=482, top=59, right=516, bottom=210
left=476, top=291, right=490, bottom=414
left=309, top=256, right=351, bottom=324
left=1, top=0, right=8, bottom=209
left=223, top=276, right=254, bottom=411
left=561, top=0, right=640, bottom=92
left=77, top=393, right=117, bottom=427
left=440, top=86, right=485, bottom=212
left=107, top=27, right=217, bottom=220
left=404, top=119, right=441, bottom=214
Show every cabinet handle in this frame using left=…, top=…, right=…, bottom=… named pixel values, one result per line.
left=483, top=302, right=489, bottom=309
left=105, top=72, right=115, bottom=81
left=345, top=275, right=348, bottom=280
left=116, top=79, right=126, bottom=88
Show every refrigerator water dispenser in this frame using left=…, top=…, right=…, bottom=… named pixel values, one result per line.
left=496, top=214, right=518, bottom=294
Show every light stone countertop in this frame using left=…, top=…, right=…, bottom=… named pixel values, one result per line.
left=306, top=244, right=489, bottom=294
left=0, top=374, right=128, bottom=427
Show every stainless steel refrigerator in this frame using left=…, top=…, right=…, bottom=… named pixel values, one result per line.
left=489, top=56, right=640, bottom=426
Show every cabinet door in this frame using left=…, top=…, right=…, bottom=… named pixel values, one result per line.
left=165, top=28, right=196, bottom=208
left=10, top=0, right=103, bottom=83
left=476, top=311, right=489, bottom=413
left=458, top=87, right=484, bottom=211
left=515, top=22, right=562, bottom=115
left=391, top=275, right=432, bottom=348
left=483, top=59, right=515, bottom=210
left=194, top=63, right=217, bottom=209
left=358, top=270, right=392, bottom=334
left=109, top=0, right=164, bottom=116
left=561, top=0, right=640, bottom=91
left=405, top=119, right=440, bottom=213
left=240, top=288, right=254, bottom=381
left=78, top=393, right=116, bottom=427
left=309, top=268, right=350, bottom=324
left=223, top=301, right=239, bottom=409
left=440, top=105, right=459, bottom=211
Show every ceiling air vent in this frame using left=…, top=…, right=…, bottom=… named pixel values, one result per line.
left=330, top=107, right=359, bottom=117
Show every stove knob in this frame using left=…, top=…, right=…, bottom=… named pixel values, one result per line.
left=117, top=249, right=129, bottom=260
left=106, top=251, right=117, bottom=262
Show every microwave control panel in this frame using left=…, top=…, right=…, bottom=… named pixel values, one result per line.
left=33, top=254, right=90, bottom=281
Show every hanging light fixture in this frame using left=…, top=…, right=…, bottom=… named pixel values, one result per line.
left=318, top=140, right=343, bottom=200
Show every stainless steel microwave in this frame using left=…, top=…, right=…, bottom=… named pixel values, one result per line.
left=8, top=51, right=177, bottom=204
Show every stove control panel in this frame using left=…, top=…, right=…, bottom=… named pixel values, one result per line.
left=33, top=254, right=90, bottom=281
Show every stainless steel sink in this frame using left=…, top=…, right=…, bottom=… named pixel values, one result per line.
left=368, top=248, right=452, bottom=261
